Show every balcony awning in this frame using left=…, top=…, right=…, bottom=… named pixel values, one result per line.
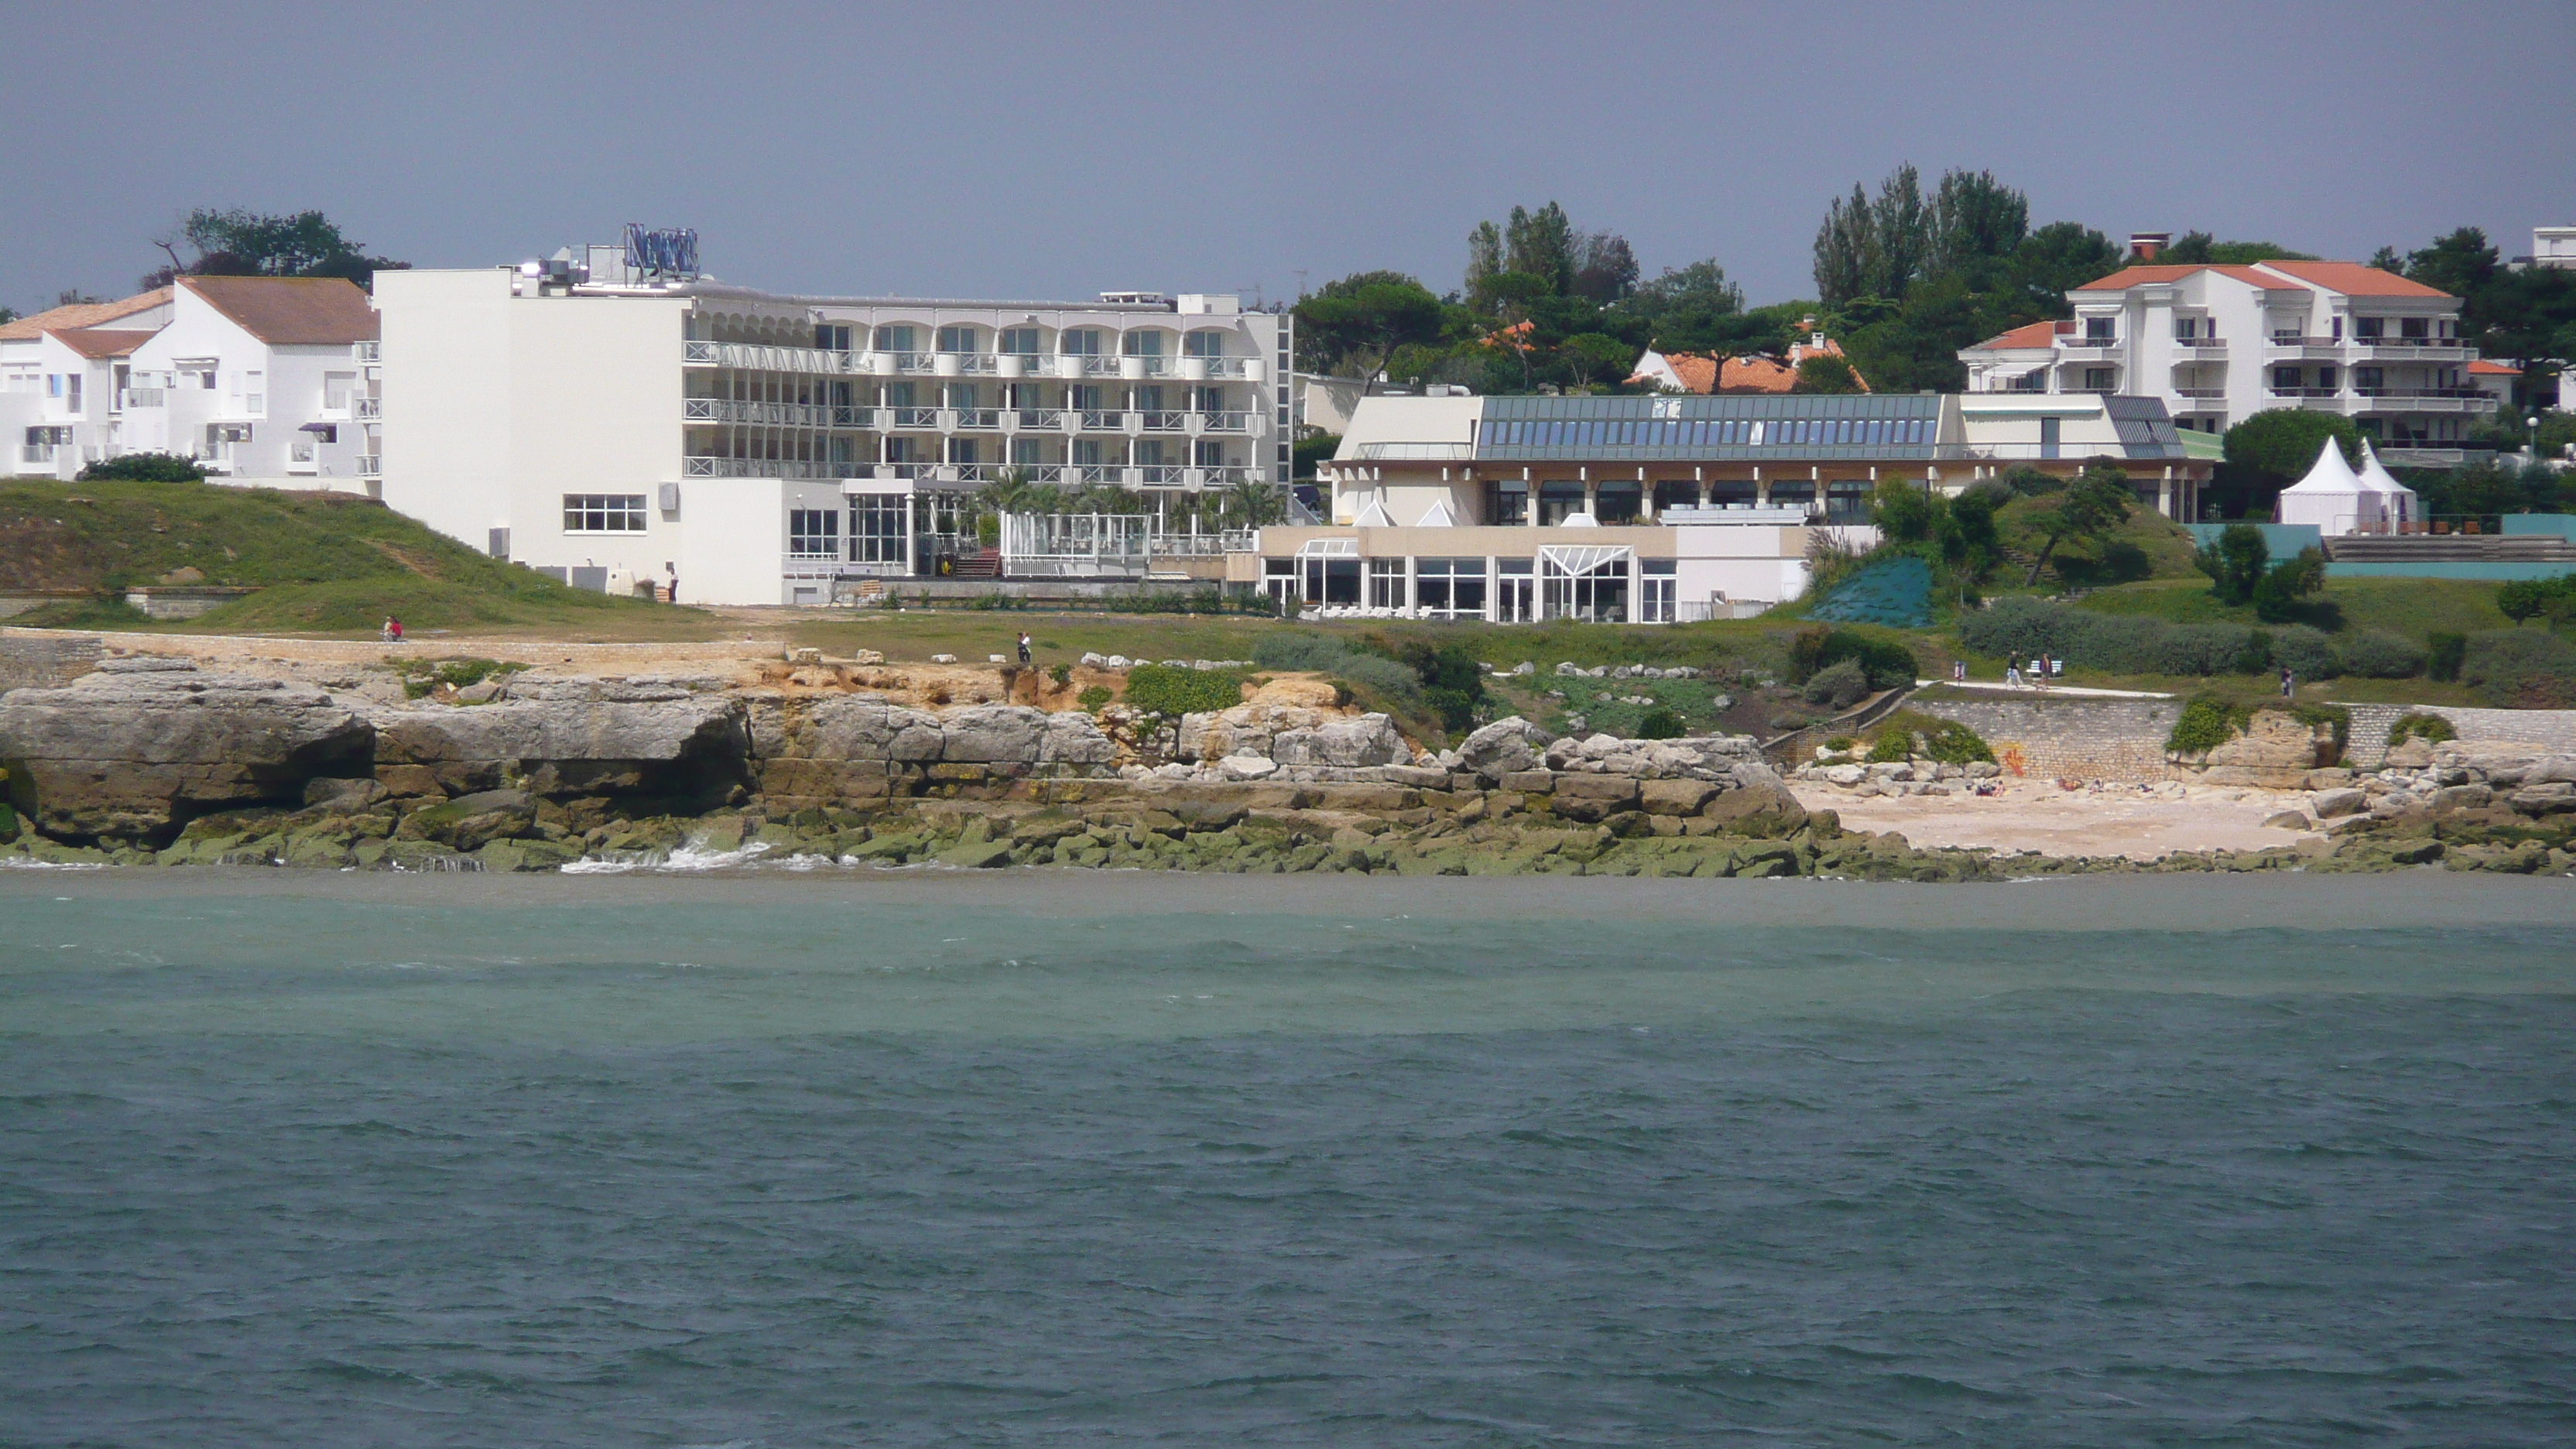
left=298, top=422, right=334, bottom=433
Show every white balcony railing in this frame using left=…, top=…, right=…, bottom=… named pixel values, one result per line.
left=2169, top=337, right=2228, bottom=351
left=684, top=398, right=838, bottom=426
left=1140, top=410, right=1187, bottom=432
left=951, top=353, right=999, bottom=374
left=1077, top=409, right=1126, bottom=431
left=357, top=455, right=382, bottom=476
left=1194, top=410, right=1250, bottom=432
left=889, top=406, right=939, bottom=428
left=950, top=408, right=1001, bottom=429
left=1195, top=357, right=1251, bottom=378
left=1012, top=409, right=1064, bottom=429
left=20, top=444, right=59, bottom=464
left=1075, top=355, right=1121, bottom=377
left=353, top=397, right=382, bottom=420
left=355, top=341, right=381, bottom=363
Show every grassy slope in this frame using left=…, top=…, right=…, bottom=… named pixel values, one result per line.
left=1991, top=495, right=2204, bottom=590
left=2074, top=576, right=2513, bottom=639
left=0, top=479, right=721, bottom=637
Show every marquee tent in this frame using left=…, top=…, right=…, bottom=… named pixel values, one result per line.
left=2274, top=437, right=2376, bottom=533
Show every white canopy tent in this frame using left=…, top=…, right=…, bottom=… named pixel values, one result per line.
left=2274, top=437, right=2377, bottom=534
left=2354, top=439, right=2420, bottom=530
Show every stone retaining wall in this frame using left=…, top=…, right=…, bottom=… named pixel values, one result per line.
left=2340, top=702, right=2576, bottom=769
left=1906, top=695, right=2184, bottom=783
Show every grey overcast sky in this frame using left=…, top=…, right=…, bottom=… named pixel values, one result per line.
left=5, top=0, right=2573, bottom=316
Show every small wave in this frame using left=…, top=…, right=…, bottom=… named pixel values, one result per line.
left=561, top=836, right=778, bottom=875
left=0, top=859, right=111, bottom=872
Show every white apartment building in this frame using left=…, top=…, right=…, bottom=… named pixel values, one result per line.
left=1228, top=391, right=2205, bottom=622
left=370, top=239, right=1292, bottom=605
left=1958, top=255, right=2494, bottom=464
left=2, top=276, right=379, bottom=483
left=2528, top=225, right=2576, bottom=270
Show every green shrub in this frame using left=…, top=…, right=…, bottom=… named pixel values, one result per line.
left=1077, top=685, right=1113, bottom=714
left=1824, top=735, right=1857, bottom=752
left=2269, top=625, right=2340, bottom=680
left=2426, top=631, right=2467, bottom=683
left=1635, top=706, right=1685, bottom=740
left=2461, top=629, right=2576, bottom=707
left=396, top=657, right=526, bottom=698
left=1049, top=663, right=1073, bottom=686
left=1814, top=630, right=1919, bottom=690
left=1121, top=664, right=1244, bottom=717
left=1866, top=728, right=1913, bottom=762
left=2338, top=629, right=2426, bottom=679
left=74, top=452, right=205, bottom=482
left=2167, top=696, right=2243, bottom=755
left=1923, top=719, right=1995, bottom=764
left=1803, top=659, right=1870, bottom=710
left=2387, top=711, right=2456, bottom=747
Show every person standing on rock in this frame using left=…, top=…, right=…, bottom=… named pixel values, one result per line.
left=2281, top=666, right=2295, bottom=699
left=1016, top=632, right=1033, bottom=666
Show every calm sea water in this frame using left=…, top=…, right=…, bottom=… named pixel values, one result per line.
left=3, top=870, right=2573, bottom=1447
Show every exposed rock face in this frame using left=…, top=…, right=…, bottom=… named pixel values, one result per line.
left=0, top=659, right=372, bottom=841
left=1179, top=704, right=1330, bottom=763
left=371, top=680, right=749, bottom=798
left=1270, top=715, right=1409, bottom=769
left=2186, top=710, right=2334, bottom=788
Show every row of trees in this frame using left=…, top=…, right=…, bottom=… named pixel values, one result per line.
left=2, top=209, right=405, bottom=322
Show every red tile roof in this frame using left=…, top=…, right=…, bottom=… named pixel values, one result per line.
left=2253, top=260, right=2452, bottom=299
left=0, top=287, right=170, bottom=342
left=179, top=275, right=379, bottom=344
left=2070, top=264, right=2287, bottom=292
left=49, top=327, right=156, bottom=359
left=1964, top=320, right=2069, bottom=351
left=2468, top=359, right=2519, bottom=376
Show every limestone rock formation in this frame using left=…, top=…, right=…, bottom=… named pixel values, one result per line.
left=0, top=659, right=373, bottom=841
left=370, top=682, right=748, bottom=797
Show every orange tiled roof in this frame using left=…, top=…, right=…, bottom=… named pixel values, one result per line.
left=2467, top=359, right=2519, bottom=376
left=1717, top=355, right=1798, bottom=394
left=1965, top=320, right=2068, bottom=351
left=2070, top=263, right=2288, bottom=292
left=179, top=275, right=379, bottom=344
left=2254, top=260, right=2452, bottom=300
left=0, top=287, right=170, bottom=342
left=49, top=327, right=156, bottom=359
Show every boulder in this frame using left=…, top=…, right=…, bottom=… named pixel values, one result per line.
left=2311, top=787, right=2367, bottom=819
left=1549, top=774, right=1641, bottom=821
left=2383, top=737, right=2435, bottom=769
left=937, top=704, right=1047, bottom=762
left=1639, top=779, right=1718, bottom=816
left=788, top=697, right=946, bottom=762
left=1454, top=717, right=1554, bottom=777
left=1271, top=714, right=1406, bottom=769
left=1179, top=703, right=1329, bottom=762
left=2190, top=709, right=2335, bottom=789
left=0, top=662, right=373, bottom=842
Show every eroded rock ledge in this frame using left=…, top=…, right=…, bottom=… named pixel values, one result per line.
left=4, top=661, right=2569, bottom=878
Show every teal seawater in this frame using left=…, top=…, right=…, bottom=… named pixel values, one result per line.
left=3, top=872, right=2573, bottom=1447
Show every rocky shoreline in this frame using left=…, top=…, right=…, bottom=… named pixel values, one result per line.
left=2, top=657, right=2570, bottom=880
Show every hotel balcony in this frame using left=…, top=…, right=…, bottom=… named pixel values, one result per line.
left=2057, top=337, right=2121, bottom=358
left=2167, top=337, right=2228, bottom=356
left=2351, top=337, right=2477, bottom=361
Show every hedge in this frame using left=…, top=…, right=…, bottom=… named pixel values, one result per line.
left=1958, top=596, right=2428, bottom=680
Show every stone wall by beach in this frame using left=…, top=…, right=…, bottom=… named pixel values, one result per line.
left=1906, top=696, right=2185, bottom=783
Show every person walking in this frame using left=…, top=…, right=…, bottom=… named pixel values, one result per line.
left=2281, top=666, right=2295, bottom=699
left=2006, top=659, right=2024, bottom=689
left=1016, top=631, right=1033, bottom=666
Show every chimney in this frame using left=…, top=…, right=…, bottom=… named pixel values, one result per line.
left=2129, top=232, right=2171, bottom=262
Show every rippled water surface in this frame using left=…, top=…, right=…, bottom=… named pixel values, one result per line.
left=3, top=871, right=2573, bottom=1447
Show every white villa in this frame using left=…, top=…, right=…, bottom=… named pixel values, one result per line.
left=2, top=276, right=380, bottom=485
left=1958, top=243, right=2495, bottom=464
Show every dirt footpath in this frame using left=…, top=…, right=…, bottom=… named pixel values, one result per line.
left=1800, top=778, right=2325, bottom=861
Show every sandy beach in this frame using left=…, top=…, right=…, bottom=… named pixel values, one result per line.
left=1798, top=777, right=2324, bottom=860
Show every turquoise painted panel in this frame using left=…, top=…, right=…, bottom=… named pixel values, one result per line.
left=2500, top=513, right=2576, bottom=540
left=2183, top=522, right=2323, bottom=555
left=1809, top=555, right=1933, bottom=628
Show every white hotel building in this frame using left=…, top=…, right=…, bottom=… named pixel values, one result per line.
left=1958, top=250, right=2494, bottom=464
left=370, top=242, right=1291, bottom=604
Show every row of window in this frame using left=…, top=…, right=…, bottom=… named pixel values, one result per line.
left=1480, top=416, right=1936, bottom=450
left=810, top=324, right=1239, bottom=358
left=1259, top=555, right=1681, bottom=623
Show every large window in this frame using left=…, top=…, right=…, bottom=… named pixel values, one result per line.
left=999, top=327, right=1040, bottom=355
left=1060, top=328, right=1103, bottom=356
left=935, top=324, right=978, bottom=354
left=1640, top=558, right=1677, bottom=623
left=564, top=494, right=646, bottom=533
left=788, top=508, right=839, bottom=558
left=1488, top=480, right=1528, bottom=526
left=1541, top=550, right=1630, bottom=623
left=851, top=495, right=907, bottom=564
left=873, top=324, right=916, bottom=353
left=1367, top=557, right=1406, bottom=610
left=1595, top=481, right=1641, bottom=524
left=1416, top=557, right=1487, bottom=619
left=1184, top=331, right=1226, bottom=358
left=1538, top=480, right=1586, bottom=525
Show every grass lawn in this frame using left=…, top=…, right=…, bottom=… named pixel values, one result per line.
left=1, top=479, right=728, bottom=639
left=2074, top=576, right=2513, bottom=638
